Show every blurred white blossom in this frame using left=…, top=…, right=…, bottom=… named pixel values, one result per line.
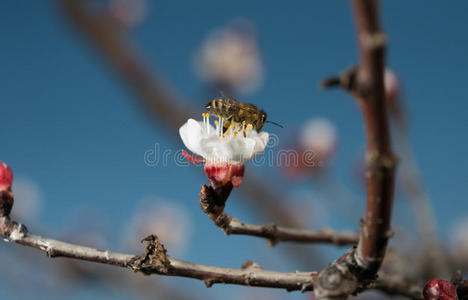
left=123, top=198, right=191, bottom=256
left=194, top=19, right=264, bottom=95
left=384, top=69, right=400, bottom=101
left=299, top=118, right=338, bottom=160
left=281, top=118, right=338, bottom=178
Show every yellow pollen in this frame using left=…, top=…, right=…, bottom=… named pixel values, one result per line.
left=242, top=120, right=246, bottom=125
left=214, top=120, right=219, bottom=125
left=246, top=124, right=253, bottom=131
left=234, top=131, right=238, bottom=136
left=218, top=114, right=221, bottom=118
left=202, top=113, right=206, bottom=117
left=222, top=118, right=225, bottom=121
left=206, top=113, right=210, bottom=118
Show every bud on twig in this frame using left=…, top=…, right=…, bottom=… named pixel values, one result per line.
left=0, top=162, right=14, bottom=217
left=0, top=162, right=13, bottom=191
left=423, top=279, right=457, bottom=300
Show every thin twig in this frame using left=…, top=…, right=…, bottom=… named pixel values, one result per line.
left=199, top=184, right=359, bottom=246
left=0, top=216, right=317, bottom=292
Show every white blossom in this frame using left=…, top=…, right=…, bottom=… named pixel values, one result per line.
left=179, top=116, right=269, bottom=164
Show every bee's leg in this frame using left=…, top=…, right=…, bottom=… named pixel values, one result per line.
left=222, top=118, right=232, bottom=133
left=253, top=120, right=260, bottom=132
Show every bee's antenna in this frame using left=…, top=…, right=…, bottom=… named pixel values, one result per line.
left=266, top=120, right=284, bottom=128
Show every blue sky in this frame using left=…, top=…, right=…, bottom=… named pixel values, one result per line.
left=1, top=1, right=467, bottom=299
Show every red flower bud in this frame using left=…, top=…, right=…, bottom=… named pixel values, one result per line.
left=423, top=279, right=457, bottom=300
left=182, top=150, right=246, bottom=188
left=0, top=162, right=13, bottom=190
left=204, top=162, right=245, bottom=188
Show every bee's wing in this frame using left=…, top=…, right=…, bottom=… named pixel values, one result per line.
left=239, top=103, right=261, bottom=114
left=216, top=88, right=239, bottom=102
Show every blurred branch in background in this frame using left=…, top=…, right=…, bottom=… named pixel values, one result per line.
left=384, top=69, right=449, bottom=279
left=60, top=0, right=192, bottom=129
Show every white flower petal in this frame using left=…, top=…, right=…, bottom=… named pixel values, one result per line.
left=252, top=132, right=269, bottom=157
left=204, top=135, right=256, bottom=163
left=179, top=118, right=269, bottom=163
left=179, top=119, right=210, bottom=157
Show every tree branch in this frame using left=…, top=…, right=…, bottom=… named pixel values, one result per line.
left=199, top=184, right=359, bottom=246
left=1, top=187, right=420, bottom=299
left=314, top=0, right=396, bottom=298
left=351, top=0, right=396, bottom=270
left=0, top=215, right=317, bottom=292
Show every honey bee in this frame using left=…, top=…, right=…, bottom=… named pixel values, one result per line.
left=205, top=90, right=282, bottom=133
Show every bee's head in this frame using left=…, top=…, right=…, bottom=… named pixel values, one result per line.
left=204, top=101, right=212, bottom=111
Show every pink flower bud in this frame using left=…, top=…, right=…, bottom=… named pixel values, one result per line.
left=0, top=162, right=13, bottom=190
left=204, top=162, right=245, bottom=188
left=423, top=279, right=457, bottom=300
